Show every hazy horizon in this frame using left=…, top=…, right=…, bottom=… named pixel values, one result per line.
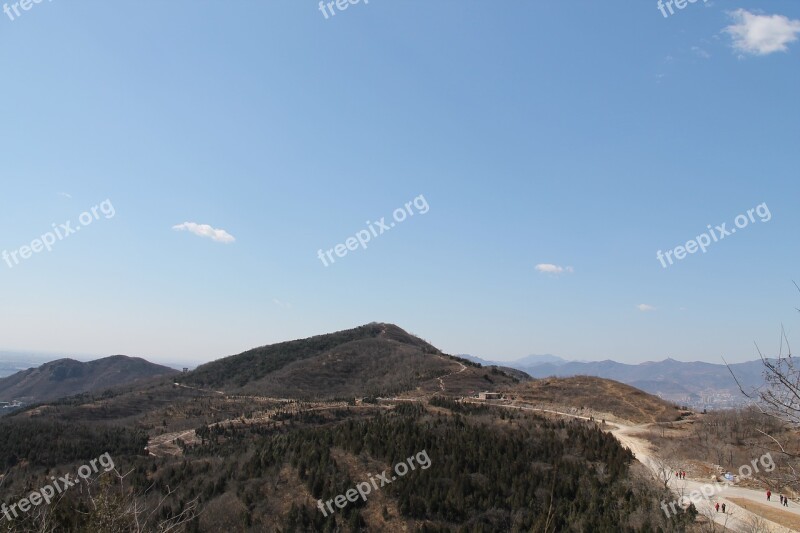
left=0, top=327, right=772, bottom=368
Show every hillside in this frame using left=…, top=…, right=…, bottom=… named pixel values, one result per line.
left=0, top=325, right=700, bottom=531
left=0, top=355, right=178, bottom=404
left=510, top=375, right=687, bottom=424
left=0, top=351, right=63, bottom=378
left=181, top=323, right=522, bottom=399
left=0, top=397, right=692, bottom=532
left=468, top=355, right=766, bottom=409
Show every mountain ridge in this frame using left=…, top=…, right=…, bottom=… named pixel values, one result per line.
left=0, top=355, right=179, bottom=404
left=461, top=353, right=766, bottom=408
left=179, top=323, right=521, bottom=399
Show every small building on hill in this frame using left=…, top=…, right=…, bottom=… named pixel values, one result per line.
left=478, top=391, right=503, bottom=400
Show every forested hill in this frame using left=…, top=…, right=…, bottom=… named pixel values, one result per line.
left=179, top=323, right=517, bottom=399
left=0, top=324, right=698, bottom=531
left=0, top=355, right=177, bottom=404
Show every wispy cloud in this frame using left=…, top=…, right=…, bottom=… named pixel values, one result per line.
left=724, top=9, right=800, bottom=56
left=172, top=222, right=236, bottom=244
left=273, top=298, right=292, bottom=309
left=535, top=263, right=574, bottom=275
left=691, top=46, right=711, bottom=59
left=58, top=192, right=72, bottom=199
left=637, top=304, right=656, bottom=312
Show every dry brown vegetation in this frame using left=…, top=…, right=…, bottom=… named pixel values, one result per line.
left=509, top=375, right=686, bottom=424
left=1, top=324, right=708, bottom=531
left=726, top=497, right=800, bottom=530
left=644, top=408, right=800, bottom=497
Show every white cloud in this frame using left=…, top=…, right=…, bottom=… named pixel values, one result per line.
left=535, top=264, right=574, bottom=275
left=172, top=222, right=236, bottom=244
left=637, top=304, right=656, bottom=312
left=273, top=298, right=292, bottom=309
left=724, top=9, right=800, bottom=56
left=692, top=46, right=711, bottom=59
left=58, top=192, right=72, bottom=199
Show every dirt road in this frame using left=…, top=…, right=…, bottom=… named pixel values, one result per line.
left=438, top=361, right=466, bottom=391
left=468, top=401, right=799, bottom=532
left=609, top=421, right=800, bottom=531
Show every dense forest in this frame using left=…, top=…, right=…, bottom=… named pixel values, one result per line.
left=0, top=401, right=698, bottom=532
left=0, top=418, right=147, bottom=469
left=160, top=403, right=693, bottom=531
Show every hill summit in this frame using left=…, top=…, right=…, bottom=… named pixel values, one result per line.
left=0, top=355, right=177, bottom=403
left=181, top=323, right=518, bottom=399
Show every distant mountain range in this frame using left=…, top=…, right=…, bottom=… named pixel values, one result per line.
left=460, top=354, right=767, bottom=408
left=1, top=342, right=767, bottom=410
left=460, top=353, right=570, bottom=367
left=0, top=355, right=178, bottom=404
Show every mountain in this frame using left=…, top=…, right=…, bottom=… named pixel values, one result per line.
left=505, top=357, right=766, bottom=408
left=459, top=353, right=568, bottom=367
left=182, top=323, right=523, bottom=399
left=0, top=324, right=691, bottom=531
left=0, top=355, right=178, bottom=404
left=459, top=352, right=767, bottom=408
left=458, top=353, right=492, bottom=366
left=514, top=353, right=569, bottom=366
left=511, top=375, right=686, bottom=424
left=0, top=351, right=68, bottom=378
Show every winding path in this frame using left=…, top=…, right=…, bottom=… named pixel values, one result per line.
left=468, top=400, right=800, bottom=532
left=438, top=361, right=466, bottom=391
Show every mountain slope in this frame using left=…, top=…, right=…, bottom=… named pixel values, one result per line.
left=0, top=325, right=695, bottom=530
left=510, top=376, right=686, bottom=424
left=181, top=323, right=521, bottom=399
left=0, top=355, right=178, bottom=403
left=492, top=357, right=767, bottom=408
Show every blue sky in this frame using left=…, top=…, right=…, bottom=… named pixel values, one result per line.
left=1, top=1, right=798, bottom=365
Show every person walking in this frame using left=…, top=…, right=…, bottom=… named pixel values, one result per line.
left=715, top=502, right=720, bottom=512
left=767, top=490, right=772, bottom=501
left=784, top=496, right=789, bottom=507
left=721, top=503, right=726, bottom=513
left=780, top=495, right=784, bottom=505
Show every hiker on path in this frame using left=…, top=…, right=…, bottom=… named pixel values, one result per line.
left=785, top=496, right=789, bottom=507
left=715, top=502, right=720, bottom=512
left=721, top=503, right=726, bottom=513
left=780, top=495, right=784, bottom=505
left=767, top=490, right=771, bottom=501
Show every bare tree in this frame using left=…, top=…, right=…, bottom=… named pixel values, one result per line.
left=653, top=456, right=678, bottom=490
left=81, top=469, right=200, bottom=532
left=4, top=470, right=198, bottom=533
left=741, top=513, right=771, bottom=533
left=726, top=283, right=800, bottom=490
left=727, top=283, right=800, bottom=429
left=697, top=505, right=732, bottom=533
left=732, top=325, right=800, bottom=428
